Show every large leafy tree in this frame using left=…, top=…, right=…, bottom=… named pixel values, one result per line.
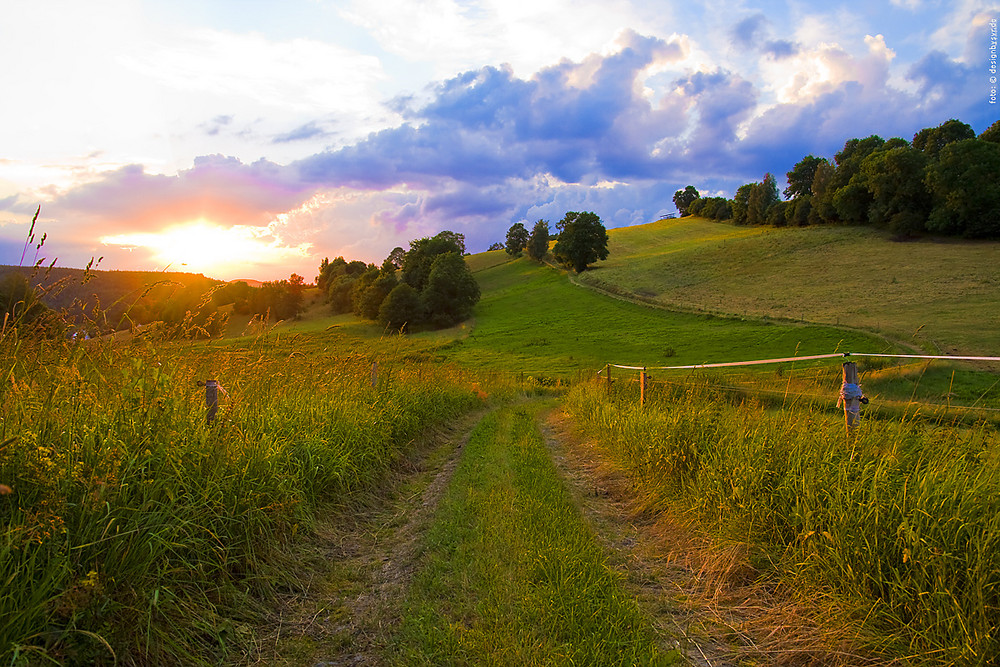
left=980, top=119, right=1000, bottom=144
left=351, top=267, right=398, bottom=320
left=785, top=155, right=827, bottom=199
left=808, top=161, right=837, bottom=223
left=400, top=231, right=465, bottom=291
left=820, top=135, right=886, bottom=223
left=913, top=118, right=976, bottom=158
left=378, top=283, right=422, bottom=331
left=421, top=252, right=481, bottom=327
left=526, top=219, right=550, bottom=262
left=731, top=183, right=754, bottom=225
left=672, top=185, right=700, bottom=216
left=385, top=246, right=406, bottom=270
left=924, top=139, right=1000, bottom=238
left=552, top=211, right=609, bottom=272
left=860, top=145, right=930, bottom=236
left=747, top=173, right=779, bottom=225
left=504, top=222, right=529, bottom=256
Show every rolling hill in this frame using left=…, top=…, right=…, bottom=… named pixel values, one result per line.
left=570, top=217, right=1000, bottom=357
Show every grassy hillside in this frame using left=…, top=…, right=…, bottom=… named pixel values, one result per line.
left=575, top=218, right=1000, bottom=357
left=437, top=256, right=891, bottom=379
left=0, top=265, right=219, bottom=321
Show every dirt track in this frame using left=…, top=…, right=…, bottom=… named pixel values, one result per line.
left=253, top=403, right=873, bottom=666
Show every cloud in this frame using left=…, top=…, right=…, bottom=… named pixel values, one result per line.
left=731, top=14, right=769, bottom=48
left=339, top=0, right=656, bottom=79
left=296, top=30, right=689, bottom=189
left=202, top=115, right=234, bottom=136
left=273, top=121, right=333, bottom=144
left=6, top=17, right=998, bottom=277
left=764, top=40, right=797, bottom=59
left=41, top=156, right=310, bottom=243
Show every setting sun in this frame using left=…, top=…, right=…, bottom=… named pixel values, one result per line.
left=100, top=220, right=312, bottom=277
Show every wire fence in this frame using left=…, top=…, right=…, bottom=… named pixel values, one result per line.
left=600, top=351, right=1000, bottom=373
left=597, top=351, right=1000, bottom=425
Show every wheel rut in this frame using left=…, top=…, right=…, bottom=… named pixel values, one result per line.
left=541, top=407, right=884, bottom=667
left=252, top=409, right=487, bottom=666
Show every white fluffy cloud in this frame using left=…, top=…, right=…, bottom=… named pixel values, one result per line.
left=1, top=0, right=996, bottom=278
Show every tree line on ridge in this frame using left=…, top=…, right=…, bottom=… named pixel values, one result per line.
left=675, top=117, right=1000, bottom=238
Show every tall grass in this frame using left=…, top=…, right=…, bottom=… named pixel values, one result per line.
left=0, top=327, right=490, bottom=664
left=565, top=378, right=1000, bottom=665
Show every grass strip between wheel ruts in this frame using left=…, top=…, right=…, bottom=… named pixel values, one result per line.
left=390, top=402, right=680, bottom=666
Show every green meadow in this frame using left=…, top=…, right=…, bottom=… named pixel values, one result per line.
left=2, top=218, right=999, bottom=664
left=441, top=254, right=893, bottom=378
left=577, top=217, right=1000, bottom=357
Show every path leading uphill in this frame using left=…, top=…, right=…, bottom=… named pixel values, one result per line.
left=252, top=401, right=874, bottom=666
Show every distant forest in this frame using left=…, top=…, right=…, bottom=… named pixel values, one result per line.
left=677, top=117, right=1000, bottom=238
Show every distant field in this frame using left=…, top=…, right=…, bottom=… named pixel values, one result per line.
left=576, top=218, right=1000, bottom=357
left=438, top=257, right=891, bottom=379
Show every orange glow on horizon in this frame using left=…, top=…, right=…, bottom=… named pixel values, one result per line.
left=100, top=220, right=312, bottom=277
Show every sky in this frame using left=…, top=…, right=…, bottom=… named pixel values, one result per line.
left=1, top=0, right=997, bottom=281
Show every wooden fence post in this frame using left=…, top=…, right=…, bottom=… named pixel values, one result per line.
left=839, top=362, right=863, bottom=433
left=198, top=379, right=219, bottom=424
left=371, top=361, right=378, bottom=388
left=640, top=367, right=647, bottom=407
left=605, top=364, right=612, bottom=394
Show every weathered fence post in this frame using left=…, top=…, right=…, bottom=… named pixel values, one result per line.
left=198, top=379, right=219, bottom=424
left=838, top=362, right=864, bottom=433
left=640, top=367, right=647, bottom=407
left=371, top=361, right=378, bottom=388
left=605, top=364, right=612, bottom=395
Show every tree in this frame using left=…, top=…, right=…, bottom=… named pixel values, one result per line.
left=913, top=118, right=976, bottom=158
left=552, top=211, right=609, bottom=272
left=924, top=139, right=1000, bottom=238
left=327, top=274, right=357, bottom=313
left=672, top=185, right=700, bottom=216
left=766, top=200, right=790, bottom=226
left=487, top=242, right=504, bottom=251
left=789, top=196, right=812, bottom=226
left=378, top=283, right=422, bottom=331
left=421, top=252, right=481, bottom=327
left=435, top=230, right=467, bottom=255
left=353, top=270, right=397, bottom=320
left=504, top=222, right=529, bottom=256
left=400, top=231, right=465, bottom=291
left=746, top=173, right=779, bottom=225
left=807, top=161, right=835, bottom=223
left=527, top=219, right=550, bottom=262
left=860, top=145, right=930, bottom=236
left=712, top=199, right=732, bottom=220
left=820, top=135, right=886, bottom=224
left=731, top=183, right=754, bottom=225
left=785, top=155, right=827, bottom=199
left=980, top=120, right=1000, bottom=144
left=287, top=273, right=306, bottom=312
left=385, top=246, right=406, bottom=270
